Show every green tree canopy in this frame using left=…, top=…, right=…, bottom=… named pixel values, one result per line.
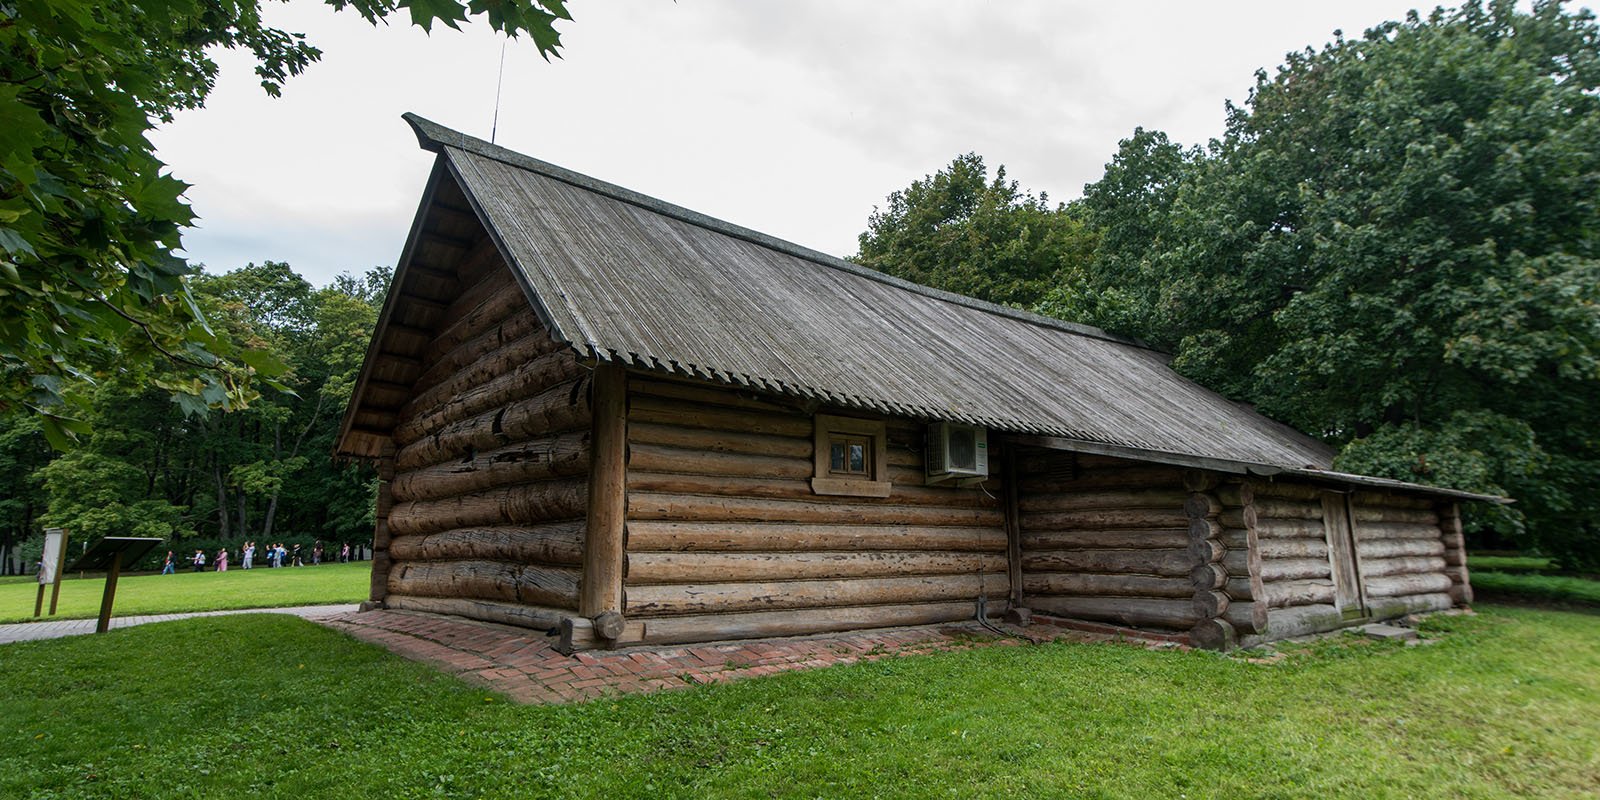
left=0, top=0, right=573, bottom=443
left=1074, top=0, right=1600, bottom=566
left=856, top=153, right=1097, bottom=309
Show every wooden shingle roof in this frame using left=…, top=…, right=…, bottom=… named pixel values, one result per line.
left=338, top=114, right=1503, bottom=503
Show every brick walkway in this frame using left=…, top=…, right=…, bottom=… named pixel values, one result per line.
left=318, top=609, right=1178, bottom=704
left=0, top=604, right=360, bottom=645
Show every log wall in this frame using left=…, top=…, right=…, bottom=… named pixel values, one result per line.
left=1220, top=480, right=1470, bottom=646
left=1014, top=452, right=1207, bottom=637
left=381, top=255, right=592, bottom=630
left=606, top=376, right=1009, bottom=647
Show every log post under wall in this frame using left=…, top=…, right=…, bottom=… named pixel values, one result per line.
left=580, top=363, right=628, bottom=633
left=1002, top=443, right=1024, bottom=609
left=368, top=440, right=396, bottom=607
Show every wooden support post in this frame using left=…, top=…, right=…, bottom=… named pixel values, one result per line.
left=96, top=551, right=123, bottom=634
left=369, top=440, right=396, bottom=607
left=47, top=529, right=68, bottom=615
left=581, top=364, right=627, bottom=633
left=1000, top=443, right=1024, bottom=608
left=34, top=584, right=44, bottom=618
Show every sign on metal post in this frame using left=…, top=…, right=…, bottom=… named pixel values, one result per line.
left=33, top=528, right=68, bottom=618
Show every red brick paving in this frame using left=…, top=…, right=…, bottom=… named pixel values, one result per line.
left=317, top=609, right=1184, bottom=704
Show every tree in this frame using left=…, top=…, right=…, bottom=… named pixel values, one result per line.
left=856, top=153, right=1098, bottom=309
left=1076, top=0, right=1600, bottom=567
left=0, top=0, right=573, bottom=441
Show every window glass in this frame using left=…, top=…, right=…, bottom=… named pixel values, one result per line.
left=830, top=442, right=846, bottom=472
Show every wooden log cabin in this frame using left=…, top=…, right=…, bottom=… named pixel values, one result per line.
left=335, top=114, right=1498, bottom=652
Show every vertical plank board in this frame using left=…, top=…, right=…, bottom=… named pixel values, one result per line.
left=1002, top=444, right=1023, bottom=607
left=582, top=364, right=628, bottom=623
left=1321, top=492, right=1366, bottom=617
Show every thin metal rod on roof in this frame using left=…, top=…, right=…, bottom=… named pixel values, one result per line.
left=491, top=39, right=508, bottom=144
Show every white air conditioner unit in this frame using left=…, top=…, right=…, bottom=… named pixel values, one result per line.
left=926, top=422, right=988, bottom=484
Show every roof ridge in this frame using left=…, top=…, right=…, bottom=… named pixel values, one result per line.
left=402, top=112, right=1161, bottom=353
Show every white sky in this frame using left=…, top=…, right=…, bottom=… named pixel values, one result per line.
left=153, top=1, right=1474, bottom=287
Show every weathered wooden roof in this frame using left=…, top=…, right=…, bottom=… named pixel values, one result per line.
left=403, top=114, right=1336, bottom=469
left=338, top=114, right=1504, bottom=502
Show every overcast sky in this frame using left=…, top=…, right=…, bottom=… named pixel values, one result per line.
left=152, top=1, right=1476, bottom=287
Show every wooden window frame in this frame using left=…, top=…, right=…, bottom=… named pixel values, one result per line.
left=812, top=414, right=891, bottom=498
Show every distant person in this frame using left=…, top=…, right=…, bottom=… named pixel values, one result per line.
left=276, top=543, right=287, bottom=567
left=291, top=543, right=304, bottom=567
left=241, top=541, right=255, bottom=570
left=340, top=542, right=350, bottom=563
left=161, top=551, right=176, bottom=575
left=312, top=541, right=324, bottom=565
left=216, top=548, right=228, bottom=572
left=192, top=549, right=206, bottom=572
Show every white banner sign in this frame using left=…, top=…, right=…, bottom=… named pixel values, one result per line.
left=38, top=529, right=65, bottom=586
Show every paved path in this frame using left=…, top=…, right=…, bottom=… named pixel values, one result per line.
left=0, top=604, right=360, bottom=645
left=319, top=609, right=1185, bottom=705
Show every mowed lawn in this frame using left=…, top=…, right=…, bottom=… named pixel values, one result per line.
left=2, top=606, right=1597, bottom=799
left=0, top=562, right=369, bottom=623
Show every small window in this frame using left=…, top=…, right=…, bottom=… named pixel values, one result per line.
left=813, top=414, right=891, bottom=498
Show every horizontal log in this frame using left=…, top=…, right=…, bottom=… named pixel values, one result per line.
left=625, top=550, right=1007, bottom=585
left=1351, top=506, right=1439, bottom=525
left=411, top=309, right=540, bottom=396
left=626, top=470, right=999, bottom=509
left=1249, top=497, right=1323, bottom=521
left=628, top=442, right=810, bottom=481
left=1018, top=489, right=1187, bottom=514
left=629, top=377, right=805, bottom=415
left=1016, top=468, right=1186, bottom=495
left=625, top=521, right=1005, bottom=553
left=1191, top=563, right=1228, bottom=591
left=1354, top=538, right=1446, bottom=560
left=627, top=492, right=1003, bottom=527
left=1247, top=537, right=1328, bottom=561
left=1188, top=538, right=1224, bottom=564
left=384, top=594, right=567, bottom=631
left=1021, top=548, right=1195, bottom=577
left=402, top=333, right=556, bottom=422
left=1020, top=528, right=1190, bottom=551
left=1030, top=595, right=1199, bottom=631
left=388, top=479, right=587, bottom=537
left=629, top=420, right=811, bottom=460
left=422, top=269, right=525, bottom=363
left=1353, top=491, right=1434, bottom=509
left=394, top=377, right=590, bottom=471
left=1244, top=556, right=1330, bottom=582
left=1190, top=618, right=1234, bottom=650
left=1239, top=481, right=1323, bottom=502
left=388, top=559, right=580, bottom=608
left=1366, top=592, right=1454, bottom=619
left=390, top=431, right=589, bottom=503
left=629, top=397, right=813, bottom=438
left=387, top=522, right=583, bottom=565
left=1224, top=600, right=1268, bottom=633
left=587, top=601, right=998, bottom=649
left=1352, top=521, right=1443, bottom=540
left=1023, top=572, right=1194, bottom=599
left=625, top=573, right=1009, bottom=616
left=1184, top=492, right=1221, bottom=518
left=1021, top=508, right=1190, bottom=531
left=1359, top=556, right=1447, bottom=578
left=393, top=350, right=584, bottom=445
left=1189, top=518, right=1222, bottom=540
left=1250, top=518, right=1325, bottom=540
left=1364, top=573, right=1454, bottom=598
left=1227, top=578, right=1336, bottom=608
left=1193, top=589, right=1229, bottom=617
left=1261, top=604, right=1348, bottom=640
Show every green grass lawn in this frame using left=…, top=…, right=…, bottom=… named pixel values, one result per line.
left=2, top=606, right=1597, bottom=798
left=0, top=562, right=369, bottom=624
left=1473, top=570, right=1600, bottom=607
left=1468, top=554, right=1556, bottom=573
